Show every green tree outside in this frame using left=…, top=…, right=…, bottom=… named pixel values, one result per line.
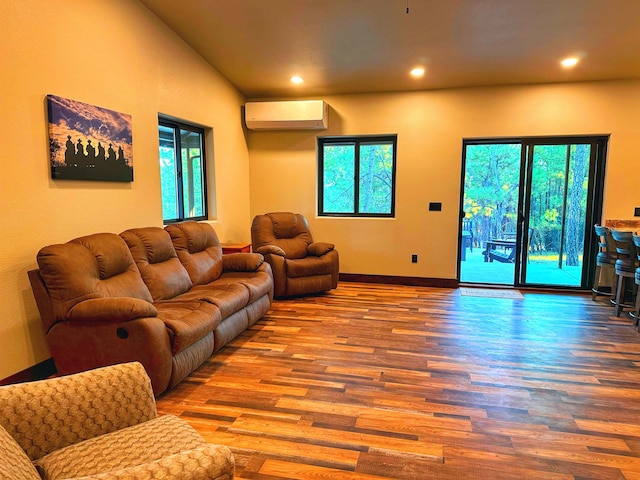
left=463, top=143, right=589, bottom=264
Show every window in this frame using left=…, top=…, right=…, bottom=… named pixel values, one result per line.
left=318, top=135, right=397, bottom=217
left=158, top=118, right=208, bottom=223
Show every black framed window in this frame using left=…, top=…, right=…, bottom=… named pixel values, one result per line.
left=318, top=135, right=397, bottom=217
left=158, top=118, right=208, bottom=223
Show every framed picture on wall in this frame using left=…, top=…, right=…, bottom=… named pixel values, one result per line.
left=47, top=94, right=133, bottom=182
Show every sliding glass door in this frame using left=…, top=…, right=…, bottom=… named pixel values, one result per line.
left=459, top=136, right=607, bottom=289
left=521, top=143, right=592, bottom=286
left=459, top=143, right=523, bottom=284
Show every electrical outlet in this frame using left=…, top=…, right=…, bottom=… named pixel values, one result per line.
left=411, top=254, right=418, bottom=263
left=635, top=207, right=640, bottom=217
left=429, top=202, right=442, bottom=211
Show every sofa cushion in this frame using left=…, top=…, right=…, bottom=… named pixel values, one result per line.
left=34, top=415, right=205, bottom=480
left=70, top=444, right=234, bottom=480
left=165, top=222, right=224, bottom=285
left=219, top=270, right=273, bottom=303
left=0, top=424, right=41, bottom=480
left=189, top=283, right=251, bottom=319
left=154, top=301, right=221, bottom=355
left=37, top=233, right=154, bottom=325
left=121, top=227, right=193, bottom=301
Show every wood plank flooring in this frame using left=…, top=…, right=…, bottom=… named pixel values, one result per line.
left=156, top=283, right=640, bottom=479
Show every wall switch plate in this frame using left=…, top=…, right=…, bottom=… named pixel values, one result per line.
left=429, top=202, right=442, bottom=211
left=635, top=207, right=640, bottom=217
left=411, top=254, right=418, bottom=263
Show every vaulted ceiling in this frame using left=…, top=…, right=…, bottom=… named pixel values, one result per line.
left=140, top=0, right=640, bottom=99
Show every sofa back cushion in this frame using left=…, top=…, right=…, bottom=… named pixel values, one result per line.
left=251, top=212, right=313, bottom=260
left=165, top=222, right=223, bottom=285
left=121, top=227, right=193, bottom=301
left=37, top=233, right=153, bottom=325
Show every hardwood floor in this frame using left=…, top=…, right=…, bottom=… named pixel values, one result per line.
left=156, top=283, right=640, bottom=479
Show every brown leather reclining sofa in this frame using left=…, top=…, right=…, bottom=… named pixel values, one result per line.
left=28, top=221, right=273, bottom=396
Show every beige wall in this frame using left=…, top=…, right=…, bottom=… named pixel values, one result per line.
left=248, top=81, right=640, bottom=278
left=2, top=1, right=639, bottom=380
left=0, top=0, right=249, bottom=378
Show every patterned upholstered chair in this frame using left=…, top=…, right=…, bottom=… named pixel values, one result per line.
left=0, top=362, right=234, bottom=480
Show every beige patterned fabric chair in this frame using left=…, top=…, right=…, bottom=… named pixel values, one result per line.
left=0, top=362, right=234, bottom=480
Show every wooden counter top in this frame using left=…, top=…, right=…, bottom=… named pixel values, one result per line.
left=605, top=219, right=640, bottom=231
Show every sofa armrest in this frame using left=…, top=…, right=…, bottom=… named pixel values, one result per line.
left=46, top=318, right=173, bottom=397
left=73, top=444, right=234, bottom=480
left=260, top=254, right=286, bottom=297
left=254, top=245, right=286, bottom=257
left=67, top=298, right=158, bottom=324
left=222, top=252, right=264, bottom=272
left=307, top=242, right=335, bottom=257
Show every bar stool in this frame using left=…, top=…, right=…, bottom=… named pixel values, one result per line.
left=631, top=234, right=640, bottom=327
left=610, top=229, right=638, bottom=317
left=591, top=225, right=617, bottom=301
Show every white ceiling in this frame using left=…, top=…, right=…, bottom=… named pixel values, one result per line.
left=139, top=0, right=640, bottom=99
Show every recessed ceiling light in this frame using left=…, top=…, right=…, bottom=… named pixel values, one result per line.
left=410, top=67, right=425, bottom=77
left=291, top=75, right=304, bottom=84
left=561, top=57, right=579, bottom=68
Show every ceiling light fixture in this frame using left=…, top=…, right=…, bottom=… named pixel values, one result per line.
left=290, top=75, right=304, bottom=84
left=410, top=67, right=425, bottom=77
left=560, top=57, right=579, bottom=68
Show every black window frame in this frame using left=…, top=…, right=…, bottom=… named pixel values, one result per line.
left=317, top=134, right=397, bottom=217
left=158, top=117, right=208, bottom=224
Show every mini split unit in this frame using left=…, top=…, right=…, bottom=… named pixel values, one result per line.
left=244, top=100, right=329, bottom=130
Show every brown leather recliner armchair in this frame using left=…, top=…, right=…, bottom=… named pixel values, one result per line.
left=251, top=212, right=339, bottom=298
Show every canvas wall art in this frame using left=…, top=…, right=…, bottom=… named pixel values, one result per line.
left=47, top=94, right=133, bottom=182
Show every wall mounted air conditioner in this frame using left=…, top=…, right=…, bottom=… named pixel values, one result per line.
left=245, top=100, right=328, bottom=130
